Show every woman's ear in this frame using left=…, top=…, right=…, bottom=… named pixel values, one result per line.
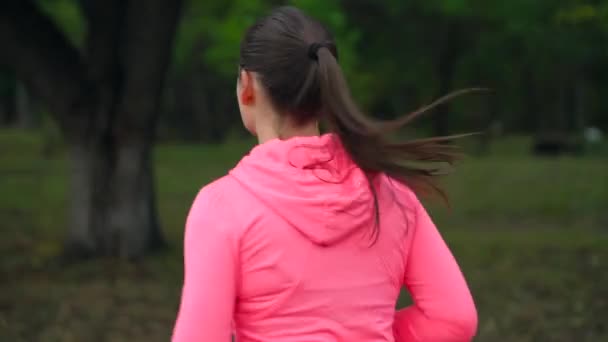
left=238, top=70, right=255, bottom=106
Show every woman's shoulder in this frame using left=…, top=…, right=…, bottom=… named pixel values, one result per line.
left=192, top=175, right=247, bottom=209
left=187, top=175, right=256, bottom=236
left=196, top=175, right=240, bottom=199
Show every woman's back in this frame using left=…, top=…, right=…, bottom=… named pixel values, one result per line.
left=173, top=5, right=477, bottom=341
left=172, top=135, right=477, bottom=341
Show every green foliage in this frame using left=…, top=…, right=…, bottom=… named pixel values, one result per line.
left=174, top=1, right=366, bottom=92
left=203, top=0, right=270, bottom=76
left=172, top=1, right=224, bottom=69
left=555, top=1, right=608, bottom=27
left=36, top=0, right=85, bottom=48
left=26, top=0, right=608, bottom=133
left=172, top=0, right=374, bottom=107
left=173, top=0, right=270, bottom=75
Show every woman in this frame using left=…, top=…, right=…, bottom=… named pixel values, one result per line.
left=172, top=6, right=477, bottom=342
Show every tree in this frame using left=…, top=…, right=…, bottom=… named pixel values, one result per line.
left=164, top=0, right=363, bottom=142
left=0, top=0, right=183, bottom=258
left=0, top=70, right=16, bottom=126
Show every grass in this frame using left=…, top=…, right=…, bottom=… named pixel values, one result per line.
left=0, top=130, right=606, bottom=341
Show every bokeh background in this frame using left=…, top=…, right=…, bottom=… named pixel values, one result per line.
left=1, top=1, right=607, bottom=341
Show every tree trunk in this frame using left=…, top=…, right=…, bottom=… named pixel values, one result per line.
left=570, top=75, right=586, bottom=133
left=432, top=24, right=462, bottom=137
left=15, top=81, right=37, bottom=129
left=0, top=0, right=182, bottom=259
left=65, top=136, right=163, bottom=258
left=522, top=64, right=539, bottom=133
left=433, top=51, right=457, bottom=137
left=477, top=90, right=499, bottom=155
left=0, top=94, right=13, bottom=126
left=0, top=71, right=15, bottom=126
left=63, top=0, right=181, bottom=258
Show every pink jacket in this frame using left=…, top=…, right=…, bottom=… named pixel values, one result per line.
left=172, top=134, right=477, bottom=342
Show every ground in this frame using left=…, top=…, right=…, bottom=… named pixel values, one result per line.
left=0, top=131, right=606, bottom=341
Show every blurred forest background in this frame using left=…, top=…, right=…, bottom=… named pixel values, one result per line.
left=1, top=0, right=607, bottom=341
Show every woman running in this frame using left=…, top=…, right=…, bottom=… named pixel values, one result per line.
left=172, top=6, right=477, bottom=342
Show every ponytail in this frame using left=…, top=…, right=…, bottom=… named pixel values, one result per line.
left=314, top=46, right=481, bottom=205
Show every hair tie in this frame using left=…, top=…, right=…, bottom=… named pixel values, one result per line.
left=307, top=42, right=324, bottom=60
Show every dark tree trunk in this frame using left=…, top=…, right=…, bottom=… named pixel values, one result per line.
left=432, top=23, right=465, bottom=137
left=65, top=0, right=181, bottom=258
left=476, top=90, right=499, bottom=155
left=0, top=0, right=183, bottom=258
left=0, top=94, right=14, bottom=126
left=434, top=54, right=456, bottom=137
left=66, top=139, right=163, bottom=258
left=522, top=64, right=539, bottom=133
left=15, top=81, right=36, bottom=129
left=0, top=71, right=16, bottom=126
left=567, top=75, right=586, bottom=133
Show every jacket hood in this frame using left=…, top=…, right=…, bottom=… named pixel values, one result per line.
left=229, top=134, right=375, bottom=246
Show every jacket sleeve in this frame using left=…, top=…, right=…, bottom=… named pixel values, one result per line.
left=393, top=197, right=477, bottom=342
left=172, top=188, right=237, bottom=342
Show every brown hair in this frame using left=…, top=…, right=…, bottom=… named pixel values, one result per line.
left=240, top=6, right=478, bottom=236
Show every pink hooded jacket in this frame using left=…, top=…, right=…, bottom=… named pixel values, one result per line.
left=172, top=134, right=477, bottom=342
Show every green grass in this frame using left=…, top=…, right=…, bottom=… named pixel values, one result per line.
left=0, top=130, right=606, bottom=341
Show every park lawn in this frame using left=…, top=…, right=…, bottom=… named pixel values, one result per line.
left=0, top=130, right=607, bottom=342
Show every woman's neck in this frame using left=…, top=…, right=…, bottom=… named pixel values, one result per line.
left=256, top=118, right=320, bottom=144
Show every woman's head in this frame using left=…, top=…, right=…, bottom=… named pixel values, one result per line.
left=237, top=6, right=339, bottom=139
left=239, top=7, right=337, bottom=134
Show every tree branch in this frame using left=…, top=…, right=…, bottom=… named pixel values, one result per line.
left=75, top=0, right=128, bottom=142
left=81, top=0, right=126, bottom=84
left=0, top=0, right=93, bottom=129
left=114, top=0, right=184, bottom=140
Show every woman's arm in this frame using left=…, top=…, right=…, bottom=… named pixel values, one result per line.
left=172, top=188, right=237, bottom=342
left=393, top=197, right=477, bottom=342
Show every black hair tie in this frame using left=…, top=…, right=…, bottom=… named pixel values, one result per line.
left=307, top=42, right=325, bottom=60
